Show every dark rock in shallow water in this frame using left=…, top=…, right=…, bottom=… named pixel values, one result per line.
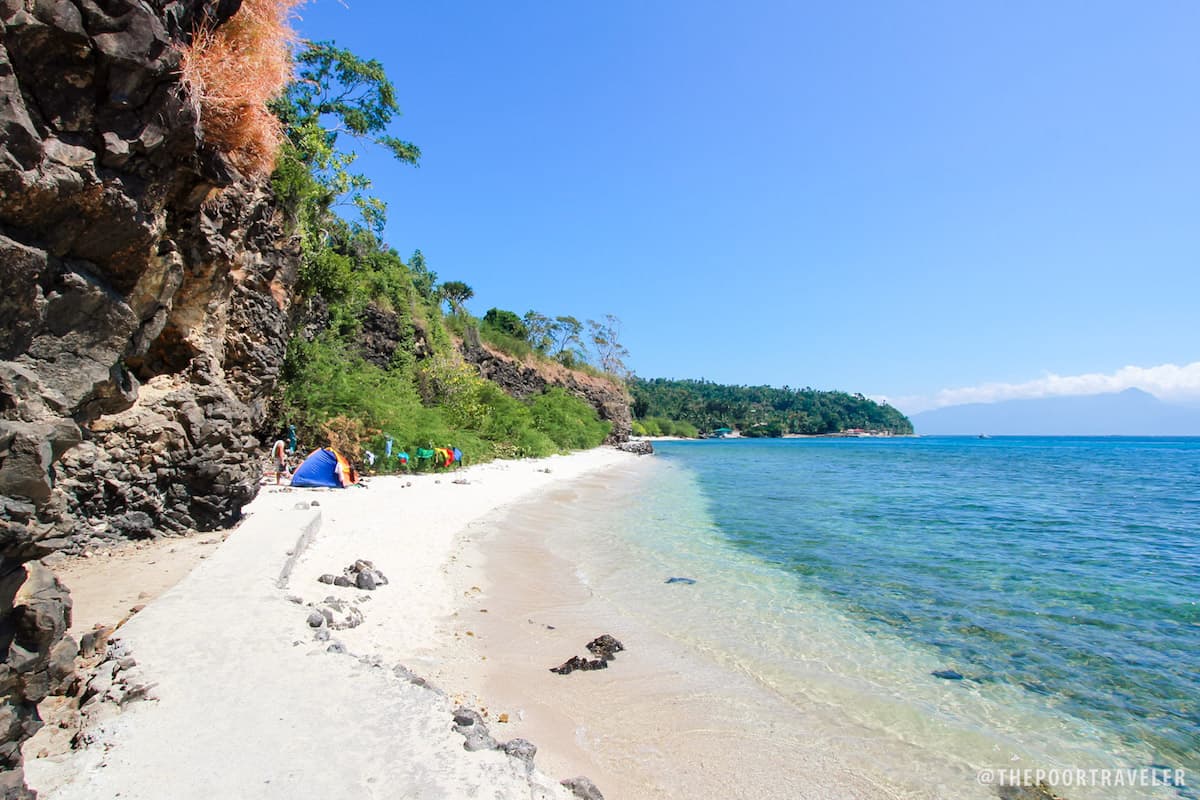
left=997, top=781, right=1067, bottom=800
left=932, top=669, right=964, bottom=680
left=665, top=576, right=696, bottom=585
left=551, top=634, right=625, bottom=674
left=550, top=655, right=609, bottom=675
left=562, top=776, right=605, bottom=800
left=586, top=634, right=624, bottom=660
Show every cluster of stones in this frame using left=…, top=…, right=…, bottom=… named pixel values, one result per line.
left=317, top=559, right=388, bottom=591
left=616, top=440, right=654, bottom=456
left=549, top=634, right=625, bottom=675
left=450, top=708, right=604, bottom=799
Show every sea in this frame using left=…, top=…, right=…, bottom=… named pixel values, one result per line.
left=497, top=437, right=1198, bottom=799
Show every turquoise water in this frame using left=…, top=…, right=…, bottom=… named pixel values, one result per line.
left=636, top=437, right=1198, bottom=795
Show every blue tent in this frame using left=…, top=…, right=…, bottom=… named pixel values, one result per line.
left=290, top=448, right=355, bottom=488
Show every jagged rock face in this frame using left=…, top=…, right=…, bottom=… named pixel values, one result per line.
left=0, top=0, right=298, bottom=551
left=0, top=0, right=298, bottom=792
left=460, top=343, right=632, bottom=443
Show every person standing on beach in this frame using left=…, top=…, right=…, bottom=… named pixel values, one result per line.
left=271, top=436, right=289, bottom=484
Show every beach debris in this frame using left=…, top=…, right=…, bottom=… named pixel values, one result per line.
left=931, top=669, right=965, bottom=681
left=562, top=776, right=605, bottom=800
left=452, top=478, right=469, bottom=485
left=617, top=441, right=654, bottom=456
left=452, top=707, right=498, bottom=751
left=550, top=634, right=625, bottom=675
left=665, top=576, right=696, bottom=585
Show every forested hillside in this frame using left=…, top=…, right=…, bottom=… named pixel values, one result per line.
left=630, top=378, right=913, bottom=436
left=268, top=42, right=624, bottom=465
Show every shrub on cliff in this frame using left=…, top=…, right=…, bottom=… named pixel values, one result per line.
left=181, top=0, right=301, bottom=176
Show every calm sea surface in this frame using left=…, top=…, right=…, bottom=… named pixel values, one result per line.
left=576, top=437, right=1198, bottom=797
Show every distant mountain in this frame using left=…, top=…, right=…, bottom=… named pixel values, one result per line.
left=909, top=389, right=1200, bottom=436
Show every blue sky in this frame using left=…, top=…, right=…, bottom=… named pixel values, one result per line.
left=293, top=1, right=1200, bottom=413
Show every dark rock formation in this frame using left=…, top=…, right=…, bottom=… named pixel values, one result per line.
left=459, top=343, right=632, bottom=443
left=319, top=559, right=387, bottom=590
left=0, top=1, right=299, bottom=792
left=0, top=563, right=75, bottom=797
left=550, top=634, right=625, bottom=675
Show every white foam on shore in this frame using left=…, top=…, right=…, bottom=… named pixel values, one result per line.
left=27, top=447, right=634, bottom=800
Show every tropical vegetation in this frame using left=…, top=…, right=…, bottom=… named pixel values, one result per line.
left=630, top=378, right=913, bottom=436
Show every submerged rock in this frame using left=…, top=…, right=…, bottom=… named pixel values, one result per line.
left=664, top=576, right=696, bottom=585
left=931, top=669, right=964, bottom=681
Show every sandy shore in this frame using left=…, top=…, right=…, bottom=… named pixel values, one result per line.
left=428, top=463, right=980, bottom=800
left=26, top=447, right=637, bottom=800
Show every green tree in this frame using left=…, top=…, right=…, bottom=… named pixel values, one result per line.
left=482, top=308, right=529, bottom=340
left=274, top=41, right=419, bottom=234
left=439, top=281, right=474, bottom=316
left=407, top=249, right=437, bottom=300
left=550, top=316, right=584, bottom=361
left=523, top=310, right=554, bottom=353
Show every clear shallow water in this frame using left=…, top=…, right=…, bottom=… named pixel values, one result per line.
left=633, top=437, right=1198, bottom=796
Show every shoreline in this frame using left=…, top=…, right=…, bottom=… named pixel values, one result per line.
left=432, top=458, right=989, bottom=800
left=26, top=447, right=640, bottom=799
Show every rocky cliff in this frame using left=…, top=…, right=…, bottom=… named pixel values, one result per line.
left=0, top=1, right=298, bottom=794
left=460, top=342, right=632, bottom=443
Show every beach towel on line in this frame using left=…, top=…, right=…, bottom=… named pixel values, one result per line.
left=291, top=447, right=356, bottom=488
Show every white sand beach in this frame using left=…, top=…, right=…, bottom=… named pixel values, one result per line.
left=25, top=448, right=635, bottom=800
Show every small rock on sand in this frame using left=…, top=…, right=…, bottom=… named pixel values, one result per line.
left=562, top=776, right=605, bottom=800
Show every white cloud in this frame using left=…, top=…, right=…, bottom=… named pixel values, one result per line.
left=881, top=361, right=1200, bottom=415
